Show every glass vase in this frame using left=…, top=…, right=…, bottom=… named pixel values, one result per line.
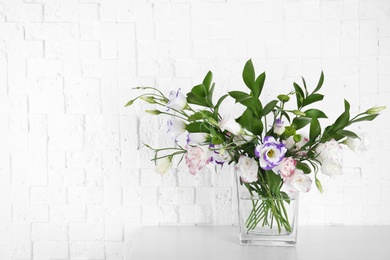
left=235, top=172, right=299, bottom=246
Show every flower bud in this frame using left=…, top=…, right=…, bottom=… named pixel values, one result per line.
left=140, top=96, right=156, bottom=104
left=145, top=110, right=161, bottom=115
left=277, top=94, right=290, bottom=102
left=284, top=126, right=296, bottom=137
left=366, top=106, right=386, bottom=114
left=125, top=100, right=134, bottom=107
left=293, top=110, right=306, bottom=116
left=293, top=134, right=302, bottom=143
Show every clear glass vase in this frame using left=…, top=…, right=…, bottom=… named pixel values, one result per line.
left=235, top=173, right=299, bottom=246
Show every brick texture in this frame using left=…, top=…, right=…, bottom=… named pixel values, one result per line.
left=0, top=0, right=389, bottom=259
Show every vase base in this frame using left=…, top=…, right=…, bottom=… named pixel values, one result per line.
left=239, top=235, right=297, bottom=247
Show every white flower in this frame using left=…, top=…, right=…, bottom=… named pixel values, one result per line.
left=166, top=89, right=187, bottom=111
left=185, top=145, right=210, bottom=175
left=321, top=160, right=342, bottom=176
left=167, top=117, right=186, bottom=140
left=187, top=133, right=208, bottom=145
left=284, top=134, right=309, bottom=155
left=219, top=117, right=242, bottom=135
left=155, top=157, right=172, bottom=175
left=272, top=157, right=297, bottom=180
left=346, top=133, right=369, bottom=152
left=316, top=139, right=343, bottom=176
left=235, top=155, right=258, bottom=183
left=209, top=144, right=231, bottom=166
left=288, top=170, right=312, bottom=193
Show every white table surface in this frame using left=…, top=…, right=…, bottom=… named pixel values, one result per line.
left=132, top=225, right=390, bottom=260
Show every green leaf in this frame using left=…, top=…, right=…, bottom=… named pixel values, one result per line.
left=266, top=170, right=282, bottom=196
left=202, top=71, right=213, bottom=90
left=236, top=109, right=263, bottom=135
left=333, top=99, right=350, bottom=131
left=253, top=72, right=265, bottom=98
left=228, top=91, right=252, bottom=102
left=185, top=122, right=210, bottom=133
left=207, top=82, right=215, bottom=107
left=251, top=116, right=263, bottom=136
left=302, top=93, right=324, bottom=107
left=261, top=100, right=278, bottom=116
left=211, top=137, right=223, bottom=145
left=301, top=76, right=309, bottom=97
left=213, top=94, right=229, bottom=119
left=312, top=71, right=324, bottom=94
left=348, top=114, right=379, bottom=125
left=242, top=59, right=255, bottom=90
left=296, top=162, right=311, bottom=174
left=292, top=117, right=311, bottom=130
left=309, top=117, right=321, bottom=141
left=293, top=83, right=304, bottom=108
left=321, top=125, right=334, bottom=142
left=228, top=91, right=259, bottom=116
left=187, top=84, right=209, bottom=107
left=187, top=110, right=214, bottom=121
left=304, top=109, right=328, bottom=119
left=336, top=129, right=359, bottom=139
left=281, top=110, right=291, bottom=123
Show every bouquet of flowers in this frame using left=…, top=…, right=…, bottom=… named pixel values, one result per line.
left=126, top=59, right=385, bottom=234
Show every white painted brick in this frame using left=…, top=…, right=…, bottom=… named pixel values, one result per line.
left=195, top=205, right=214, bottom=224
left=27, top=59, right=62, bottom=77
left=70, top=241, right=105, bottom=259
left=12, top=222, right=31, bottom=241
left=105, top=241, right=125, bottom=260
left=178, top=205, right=195, bottom=223
left=50, top=205, right=86, bottom=223
left=0, top=224, right=12, bottom=241
left=141, top=205, right=159, bottom=223
left=69, top=223, right=104, bottom=241
left=100, top=4, right=116, bottom=22
left=0, top=242, right=12, bottom=258
left=196, top=187, right=214, bottom=205
left=33, top=241, right=69, bottom=259
left=105, top=223, right=123, bottom=241
left=104, top=206, right=123, bottom=223
left=80, top=3, right=99, bottom=22
left=0, top=205, right=12, bottom=222
left=12, top=242, right=32, bottom=259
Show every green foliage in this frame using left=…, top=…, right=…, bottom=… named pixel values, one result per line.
left=128, top=58, right=384, bottom=201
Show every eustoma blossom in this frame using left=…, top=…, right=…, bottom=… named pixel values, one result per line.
left=167, top=117, right=186, bottom=140
left=272, top=157, right=297, bottom=180
left=315, top=139, right=343, bottom=176
left=185, top=145, right=210, bottom=175
left=235, top=155, right=258, bottom=183
left=255, top=136, right=287, bottom=170
left=166, top=89, right=187, bottom=111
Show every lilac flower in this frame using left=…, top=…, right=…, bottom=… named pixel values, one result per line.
left=255, top=136, right=287, bottom=170
left=166, top=89, right=187, bottom=111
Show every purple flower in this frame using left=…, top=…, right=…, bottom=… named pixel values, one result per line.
left=209, top=144, right=231, bottom=166
left=255, top=136, right=287, bottom=170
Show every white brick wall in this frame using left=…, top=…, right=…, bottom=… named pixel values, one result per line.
left=0, top=0, right=389, bottom=259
